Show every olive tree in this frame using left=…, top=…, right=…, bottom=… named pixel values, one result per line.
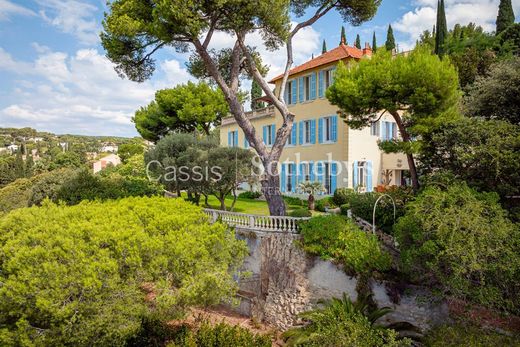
left=101, top=0, right=382, bottom=216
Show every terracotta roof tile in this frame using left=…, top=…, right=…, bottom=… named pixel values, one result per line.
left=269, top=44, right=368, bottom=83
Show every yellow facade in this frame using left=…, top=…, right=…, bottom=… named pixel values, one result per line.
left=220, top=59, right=409, bottom=194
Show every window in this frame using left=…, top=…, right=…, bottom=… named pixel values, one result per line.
left=266, top=124, right=275, bottom=146
left=304, top=120, right=311, bottom=144
left=301, top=163, right=310, bottom=182
left=287, top=124, right=296, bottom=146
left=325, top=69, right=335, bottom=89
left=287, top=164, right=294, bottom=192
left=324, top=117, right=332, bottom=142
left=228, top=130, right=238, bottom=147
left=304, top=75, right=311, bottom=100
left=357, top=161, right=366, bottom=188
left=382, top=121, right=398, bottom=140
left=324, top=162, right=331, bottom=194
left=370, top=121, right=380, bottom=136
left=286, top=80, right=296, bottom=105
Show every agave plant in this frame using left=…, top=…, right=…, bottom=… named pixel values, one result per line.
left=283, top=293, right=415, bottom=347
left=297, top=181, right=325, bottom=211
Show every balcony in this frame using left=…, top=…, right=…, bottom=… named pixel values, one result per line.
left=221, top=105, right=276, bottom=126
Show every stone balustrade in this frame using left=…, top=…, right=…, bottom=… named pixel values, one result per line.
left=203, top=209, right=309, bottom=234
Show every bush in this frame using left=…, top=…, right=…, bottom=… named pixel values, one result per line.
left=300, top=215, right=391, bottom=275
left=332, top=188, right=356, bottom=206
left=284, top=294, right=410, bottom=347
left=289, top=208, right=312, bottom=217
left=172, top=321, right=272, bottom=347
left=283, top=195, right=306, bottom=207
left=315, top=196, right=336, bottom=212
left=28, top=168, right=76, bottom=206
left=423, top=324, right=520, bottom=347
left=340, top=203, right=350, bottom=216
left=0, top=197, right=248, bottom=346
left=395, top=184, right=520, bottom=314
left=347, top=186, right=414, bottom=234
left=238, top=191, right=262, bottom=199
left=0, top=178, right=32, bottom=215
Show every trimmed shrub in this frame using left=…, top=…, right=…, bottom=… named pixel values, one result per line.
left=423, top=324, right=520, bottom=347
left=315, top=196, right=336, bottom=212
left=300, top=215, right=391, bottom=275
left=340, top=203, right=350, bottom=216
left=283, top=195, right=306, bottom=207
left=0, top=197, right=248, bottom=346
left=238, top=191, right=262, bottom=199
left=289, top=208, right=312, bottom=217
left=395, top=184, right=520, bottom=314
left=332, top=188, right=356, bottom=206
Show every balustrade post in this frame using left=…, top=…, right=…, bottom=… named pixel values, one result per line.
left=249, top=215, right=255, bottom=228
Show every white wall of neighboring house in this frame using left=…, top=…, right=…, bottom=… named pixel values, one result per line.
left=93, top=154, right=121, bottom=174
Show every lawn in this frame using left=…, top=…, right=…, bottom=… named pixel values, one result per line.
left=180, top=192, right=310, bottom=216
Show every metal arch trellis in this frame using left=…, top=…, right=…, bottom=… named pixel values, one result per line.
left=372, top=193, right=396, bottom=234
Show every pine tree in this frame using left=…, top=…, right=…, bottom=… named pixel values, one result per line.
left=496, top=0, right=515, bottom=35
left=372, top=32, right=377, bottom=52
left=385, top=25, right=396, bottom=51
left=340, top=26, right=347, bottom=45
left=250, top=80, right=263, bottom=110
left=322, top=39, right=327, bottom=54
left=355, top=34, right=361, bottom=49
left=435, top=0, right=448, bottom=56
left=24, top=155, right=34, bottom=178
left=14, top=151, right=24, bottom=179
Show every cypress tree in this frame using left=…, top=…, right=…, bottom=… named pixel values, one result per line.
left=355, top=34, right=361, bottom=49
left=372, top=32, right=377, bottom=52
left=250, top=80, right=263, bottom=110
left=322, top=39, right=327, bottom=54
left=496, top=0, right=515, bottom=35
left=385, top=25, right=396, bottom=51
left=340, top=26, right=347, bottom=45
left=435, top=0, right=448, bottom=56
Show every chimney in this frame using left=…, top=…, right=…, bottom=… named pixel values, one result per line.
left=362, top=42, right=372, bottom=56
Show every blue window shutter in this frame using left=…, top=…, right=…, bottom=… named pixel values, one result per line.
left=291, top=123, right=297, bottom=145
left=392, top=122, right=397, bottom=139
left=309, top=161, right=315, bottom=181
left=381, top=122, right=387, bottom=140
left=298, top=163, right=305, bottom=185
left=244, top=136, right=249, bottom=148
left=234, top=131, right=238, bottom=147
left=353, top=161, right=359, bottom=188
left=262, top=126, right=267, bottom=144
left=291, top=80, right=297, bottom=105
left=310, top=119, right=316, bottom=144
left=291, top=163, right=297, bottom=192
left=316, top=162, right=324, bottom=191
left=318, top=117, right=324, bottom=144
left=366, top=161, right=373, bottom=192
left=271, top=124, right=276, bottom=145
left=298, top=77, right=304, bottom=103
left=284, top=84, right=289, bottom=104
left=332, top=115, right=338, bottom=142
left=280, top=164, right=286, bottom=193
left=318, top=70, right=324, bottom=97
left=331, top=163, right=338, bottom=194
left=299, top=121, right=303, bottom=145
left=228, top=131, right=231, bottom=146
left=310, top=72, right=316, bottom=100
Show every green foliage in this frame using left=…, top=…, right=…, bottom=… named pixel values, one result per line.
left=355, top=34, right=361, bottom=49
left=118, top=142, right=144, bottom=163
left=134, top=82, right=228, bottom=142
left=332, top=188, right=356, bottom=206
left=372, top=31, right=377, bottom=52
left=0, top=197, right=248, bottom=346
left=322, top=39, right=327, bottom=53
left=314, top=196, right=336, bottom=212
left=499, top=23, right=520, bottom=55
left=394, top=184, right=520, bottom=313
left=340, top=26, right=347, bottom=44
left=49, top=151, right=82, bottom=170
left=283, top=195, right=306, bottom=207
left=424, top=324, right=520, bottom=347
left=496, top=0, right=516, bottom=35
left=418, top=118, right=520, bottom=201
left=300, top=215, right=391, bottom=275
left=385, top=25, right=395, bottom=51
left=435, top=0, right=448, bottom=56
left=0, top=178, right=32, bottom=215
left=238, top=191, right=262, bottom=200
left=464, top=57, right=520, bottom=125
left=283, top=293, right=410, bottom=347
left=28, top=168, right=77, bottom=206
left=346, top=187, right=414, bottom=235
left=171, top=321, right=272, bottom=347
left=250, top=80, right=264, bottom=110
left=288, top=208, right=312, bottom=218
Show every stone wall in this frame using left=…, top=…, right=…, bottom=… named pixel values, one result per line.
left=233, top=229, right=449, bottom=333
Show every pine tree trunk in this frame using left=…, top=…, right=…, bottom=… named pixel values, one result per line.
left=390, top=111, right=420, bottom=192
left=262, top=173, right=286, bottom=216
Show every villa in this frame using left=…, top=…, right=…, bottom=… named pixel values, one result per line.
left=220, top=41, right=410, bottom=195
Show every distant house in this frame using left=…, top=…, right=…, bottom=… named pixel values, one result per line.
left=7, top=144, right=19, bottom=153
left=100, top=143, right=118, bottom=153
left=93, top=153, right=121, bottom=174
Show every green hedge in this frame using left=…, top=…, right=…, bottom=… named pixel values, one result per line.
left=299, top=215, right=391, bottom=275
left=289, top=208, right=312, bottom=217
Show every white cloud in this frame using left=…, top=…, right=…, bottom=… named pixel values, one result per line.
left=0, top=0, right=36, bottom=21
left=0, top=45, right=194, bottom=136
left=37, top=0, right=100, bottom=45
left=394, top=0, right=520, bottom=50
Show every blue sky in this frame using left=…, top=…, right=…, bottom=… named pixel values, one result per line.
left=0, top=0, right=518, bottom=137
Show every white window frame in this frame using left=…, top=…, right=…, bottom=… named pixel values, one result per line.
left=287, top=163, right=294, bottom=192
left=301, top=162, right=310, bottom=182
left=324, top=116, right=333, bottom=142
left=231, top=130, right=238, bottom=147
left=304, top=120, right=312, bottom=144
left=304, top=75, right=311, bottom=101
left=357, top=161, right=367, bottom=188
left=287, top=80, right=295, bottom=105
left=324, top=162, right=332, bottom=194
left=324, top=69, right=335, bottom=89
left=266, top=125, right=274, bottom=146
left=370, top=121, right=380, bottom=136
